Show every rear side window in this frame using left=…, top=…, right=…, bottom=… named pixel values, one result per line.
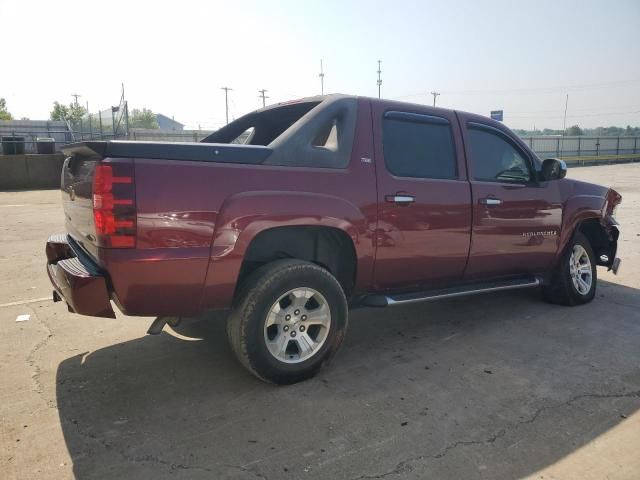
left=382, top=113, right=456, bottom=179
left=262, top=97, right=358, bottom=169
left=467, top=126, right=531, bottom=183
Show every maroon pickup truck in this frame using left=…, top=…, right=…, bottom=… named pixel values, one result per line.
left=47, top=94, right=621, bottom=384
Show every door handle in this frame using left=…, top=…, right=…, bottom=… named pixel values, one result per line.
left=385, top=194, right=415, bottom=205
left=479, top=197, right=502, bottom=206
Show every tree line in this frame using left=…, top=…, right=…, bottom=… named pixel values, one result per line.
left=513, top=125, right=640, bottom=137
left=1, top=97, right=160, bottom=129
left=49, top=101, right=159, bottom=129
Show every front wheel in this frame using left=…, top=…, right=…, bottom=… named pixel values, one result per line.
left=227, top=259, right=348, bottom=384
left=544, top=232, right=597, bottom=306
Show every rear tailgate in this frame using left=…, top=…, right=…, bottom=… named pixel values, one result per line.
left=61, top=146, right=102, bottom=260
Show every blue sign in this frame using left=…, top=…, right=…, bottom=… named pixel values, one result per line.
left=490, top=110, right=503, bottom=121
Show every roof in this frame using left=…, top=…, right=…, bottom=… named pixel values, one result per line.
left=155, top=113, right=184, bottom=127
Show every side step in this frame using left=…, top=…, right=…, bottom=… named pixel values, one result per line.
left=361, top=276, right=542, bottom=307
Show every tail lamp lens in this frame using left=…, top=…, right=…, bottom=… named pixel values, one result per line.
left=92, top=160, right=136, bottom=248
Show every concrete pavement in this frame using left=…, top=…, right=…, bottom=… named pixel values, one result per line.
left=1, top=163, right=639, bottom=479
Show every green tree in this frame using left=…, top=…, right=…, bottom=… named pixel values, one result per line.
left=129, top=108, right=159, bottom=129
left=50, top=101, right=87, bottom=127
left=566, top=125, right=583, bottom=136
left=0, top=97, right=13, bottom=120
left=68, top=103, right=87, bottom=125
left=50, top=101, right=70, bottom=121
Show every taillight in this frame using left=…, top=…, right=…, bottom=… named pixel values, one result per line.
left=92, top=159, right=136, bottom=248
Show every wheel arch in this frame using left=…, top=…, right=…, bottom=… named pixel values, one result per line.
left=558, top=205, right=618, bottom=269
left=200, top=190, right=372, bottom=310
left=557, top=195, right=603, bottom=259
left=237, top=225, right=358, bottom=299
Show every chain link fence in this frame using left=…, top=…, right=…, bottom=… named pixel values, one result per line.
left=2, top=119, right=639, bottom=166
left=523, top=136, right=639, bottom=158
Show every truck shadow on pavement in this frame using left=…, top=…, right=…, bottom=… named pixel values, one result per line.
left=56, top=280, right=640, bottom=479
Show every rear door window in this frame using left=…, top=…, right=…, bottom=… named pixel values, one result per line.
left=382, top=113, right=457, bottom=179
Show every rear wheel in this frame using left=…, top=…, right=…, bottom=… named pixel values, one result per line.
left=227, top=259, right=348, bottom=384
left=544, top=232, right=597, bottom=305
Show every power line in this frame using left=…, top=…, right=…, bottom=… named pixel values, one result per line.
left=221, top=87, right=232, bottom=125
left=508, top=109, right=640, bottom=119
left=394, top=78, right=640, bottom=99
left=495, top=104, right=640, bottom=115
left=258, top=89, right=269, bottom=108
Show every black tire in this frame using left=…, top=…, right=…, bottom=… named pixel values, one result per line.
left=543, top=232, right=597, bottom=306
left=227, top=259, right=348, bottom=384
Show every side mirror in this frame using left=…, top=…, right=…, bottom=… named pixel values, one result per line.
left=540, top=158, right=567, bottom=181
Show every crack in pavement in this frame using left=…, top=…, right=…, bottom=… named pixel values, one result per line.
left=62, top=416, right=269, bottom=479
left=28, top=332, right=228, bottom=480
left=351, top=389, right=640, bottom=479
left=25, top=307, right=56, bottom=410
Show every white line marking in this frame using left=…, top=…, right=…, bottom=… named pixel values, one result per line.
left=0, top=297, right=51, bottom=308
left=0, top=204, right=26, bottom=207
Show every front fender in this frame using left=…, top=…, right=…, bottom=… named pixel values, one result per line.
left=557, top=190, right=620, bottom=266
left=557, top=194, right=605, bottom=258
left=200, top=190, right=374, bottom=309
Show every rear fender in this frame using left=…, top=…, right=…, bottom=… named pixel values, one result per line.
left=200, top=191, right=373, bottom=309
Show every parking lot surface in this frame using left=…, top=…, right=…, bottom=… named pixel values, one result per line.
left=1, top=163, right=639, bottom=480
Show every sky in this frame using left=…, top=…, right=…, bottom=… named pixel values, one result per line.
left=1, top=0, right=639, bottom=130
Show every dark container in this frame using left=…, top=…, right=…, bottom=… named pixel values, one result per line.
left=36, top=137, right=56, bottom=154
left=1, top=136, right=25, bottom=155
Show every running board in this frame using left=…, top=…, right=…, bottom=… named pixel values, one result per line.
left=361, top=276, right=542, bottom=307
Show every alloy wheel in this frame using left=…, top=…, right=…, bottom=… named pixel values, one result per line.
left=264, top=288, right=332, bottom=363
left=569, top=244, right=592, bottom=295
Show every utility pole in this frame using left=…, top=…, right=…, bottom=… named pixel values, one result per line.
left=562, top=94, right=569, bottom=134
left=71, top=93, right=81, bottom=107
left=86, top=101, right=92, bottom=138
left=124, top=101, right=129, bottom=136
left=377, top=60, right=382, bottom=99
left=221, top=87, right=232, bottom=124
left=319, top=59, right=325, bottom=96
left=560, top=93, right=569, bottom=156
left=258, top=89, right=269, bottom=108
left=430, top=91, right=440, bottom=107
